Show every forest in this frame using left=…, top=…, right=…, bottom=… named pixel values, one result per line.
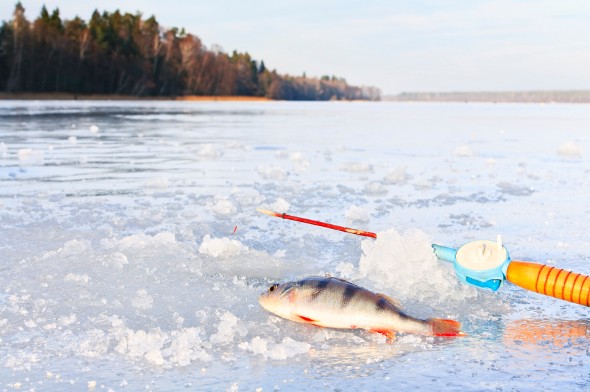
left=0, top=3, right=381, bottom=100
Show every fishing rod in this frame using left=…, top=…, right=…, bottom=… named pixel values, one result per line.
left=257, top=208, right=590, bottom=307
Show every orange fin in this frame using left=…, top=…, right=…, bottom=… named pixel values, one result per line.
left=430, top=318, right=465, bottom=337
left=296, top=315, right=318, bottom=324
left=370, top=328, right=396, bottom=340
left=376, top=293, right=403, bottom=310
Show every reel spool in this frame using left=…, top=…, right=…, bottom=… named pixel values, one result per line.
left=433, top=237, right=510, bottom=291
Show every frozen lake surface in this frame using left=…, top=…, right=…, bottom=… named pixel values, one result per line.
left=0, top=100, right=589, bottom=390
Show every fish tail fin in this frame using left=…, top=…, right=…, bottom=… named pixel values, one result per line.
left=429, top=318, right=465, bottom=337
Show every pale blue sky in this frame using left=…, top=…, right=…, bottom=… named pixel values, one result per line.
left=2, top=1, right=590, bottom=94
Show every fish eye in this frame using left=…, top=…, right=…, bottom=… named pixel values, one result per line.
left=269, top=284, right=279, bottom=292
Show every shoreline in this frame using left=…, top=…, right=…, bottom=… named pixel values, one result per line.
left=0, top=93, right=273, bottom=101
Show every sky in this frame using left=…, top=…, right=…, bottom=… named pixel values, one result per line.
left=2, top=0, right=590, bottom=94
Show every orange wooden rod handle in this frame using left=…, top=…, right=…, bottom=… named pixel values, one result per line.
left=506, top=261, right=590, bottom=307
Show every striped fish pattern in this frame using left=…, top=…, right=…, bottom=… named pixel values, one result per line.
left=258, top=276, right=463, bottom=338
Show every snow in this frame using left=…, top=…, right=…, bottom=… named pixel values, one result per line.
left=345, top=205, right=370, bottom=222
left=0, top=101, right=589, bottom=390
left=266, top=197, right=291, bottom=213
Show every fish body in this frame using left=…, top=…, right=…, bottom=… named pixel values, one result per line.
left=258, top=276, right=463, bottom=338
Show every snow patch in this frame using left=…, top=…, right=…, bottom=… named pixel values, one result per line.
left=364, top=181, right=387, bottom=195
left=198, top=235, right=248, bottom=257
left=264, top=198, right=290, bottom=213
left=384, top=167, right=407, bottom=184
left=257, top=165, right=286, bottom=180
left=345, top=205, right=369, bottom=222
left=197, top=144, right=222, bottom=160
left=211, top=199, right=237, bottom=215
left=101, top=232, right=177, bottom=250
left=210, top=311, right=240, bottom=344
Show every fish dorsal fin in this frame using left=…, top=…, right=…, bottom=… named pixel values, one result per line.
left=377, top=293, right=403, bottom=310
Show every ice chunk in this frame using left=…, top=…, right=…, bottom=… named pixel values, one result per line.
left=0, top=142, right=7, bottom=158
left=167, top=328, right=211, bottom=366
left=239, top=336, right=267, bottom=356
left=198, top=235, right=248, bottom=257
left=335, top=262, right=357, bottom=279
left=59, top=314, right=77, bottom=326
left=104, top=251, right=128, bottom=269
left=115, top=329, right=167, bottom=360
left=232, top=188, right=263, bottom=207
left=364, top=181, right=387, bottom=195
left=145, top=350, right=165, bottom=366
left=257, top=165, right=286, bottom=180
left=384, top=167, right=407, bottom=184
left=89, top=125, right=100, bottom=133
left=131, top=289, right=154, bottom=310
left=102, top=232, right=177, bottom=250
left=265, top=198, right=290, bottom=213
left=197, top=144, right=222, bottom=160
left=240, top=337, right=311, bottom=360
left=345, top=205, right=369, bottom=223
left=79, top=329, right=109, bottom=358
left=61, top=239, right=91, bottom=255
left=358, top=228, right=479, bottom=308
left=557, top=141, right=581, bottom=157
left=68, top=136, right=77, bottom=145
left=289, top=152, right=310, bottom=172
left=211, top=199, right=237, bottom=215
left=210, top=311, right=239, bottom=344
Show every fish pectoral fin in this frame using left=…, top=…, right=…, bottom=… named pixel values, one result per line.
left=369, top=328, right=396, bottom=340
left=296, top=314, right=319, bottom=325
left=376, top=293, right=403, bottom=310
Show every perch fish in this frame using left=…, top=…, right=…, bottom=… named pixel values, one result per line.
left=259, top=276, right=464, bottom=339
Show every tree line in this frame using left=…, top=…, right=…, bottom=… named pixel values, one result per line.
left=0, top=3, right=381, bottom=100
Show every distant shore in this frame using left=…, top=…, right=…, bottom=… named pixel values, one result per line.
left=0, top=93, right=272, bottom=101
left=383, top=90, right=590, bottom=103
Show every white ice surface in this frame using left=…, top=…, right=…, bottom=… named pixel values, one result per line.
left=0, top=101, right=589, bottom=390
